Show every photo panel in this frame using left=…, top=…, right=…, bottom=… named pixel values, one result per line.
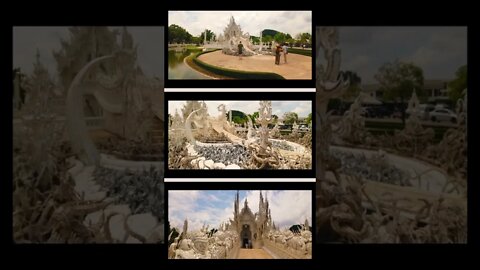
left=315, top=26, right=468, bottom=243
left=167, top=189, right=313, bottom=259
left=166, top=10, right=314, bottom=88
left=12, top=26, right=165, bottom=244
left=164, top=90, right=316, bottom=180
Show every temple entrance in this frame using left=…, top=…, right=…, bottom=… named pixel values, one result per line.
left=240, top=224, right=252, bottom=249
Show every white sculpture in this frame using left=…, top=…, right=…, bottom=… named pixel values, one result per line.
left=257, top=101, right=272, bottom=154
left=66, top=54, right=115, bottom=165
left=204, top=28, right=207, bottom=45
left=316, top=26, right=350, bottom=180
left=185, top=107, right=207, bottom=145
left=406, top=89, right=420, bottom=119
left=219, top=16, right=258, bottom=56
left=217, top=104, right=227, bottom=122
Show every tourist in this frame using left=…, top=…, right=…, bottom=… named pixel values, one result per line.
left=275, top=45, right=282, bottom=65
left=282, top=43, right=288, bottom=64
left=238, top=41, right=243, bottom=60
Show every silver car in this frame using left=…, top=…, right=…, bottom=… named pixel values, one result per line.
left=429, top=108, right=457, bottom=123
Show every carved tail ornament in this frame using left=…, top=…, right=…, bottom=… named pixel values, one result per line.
left=66, top=54, right=114, bottom=165
left=185, top=107, right=207, bottom=146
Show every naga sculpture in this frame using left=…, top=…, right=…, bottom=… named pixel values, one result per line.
left=316, top=27, right=350, bottom=180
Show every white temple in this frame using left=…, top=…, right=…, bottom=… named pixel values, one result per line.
left=206, top=16, right=273, bottom=56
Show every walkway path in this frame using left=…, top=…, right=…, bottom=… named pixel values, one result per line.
left=197, top=50, right=312, bottom=79
left=236, top=249, right=274, bottom=259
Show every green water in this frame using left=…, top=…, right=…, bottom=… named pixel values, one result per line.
left=168, top=49, right=209, bottom=79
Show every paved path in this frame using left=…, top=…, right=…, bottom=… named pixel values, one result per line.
left=198, top=50, right=312, bottom=80
left=236, top=249, right=274, bottom=259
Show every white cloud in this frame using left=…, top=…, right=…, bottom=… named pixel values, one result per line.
left=404, top=30, right=467, bottom=79
left=169, top=11, right=312, bottom=37
left=330, top=26, right=467, bottom=83
left=243, top=191, right=312, bottom=230
left=168, top=190, right=200, bottom=213
left=169, top=190, right=236, bottom=231
left=13, top=26, right=164, bottom=79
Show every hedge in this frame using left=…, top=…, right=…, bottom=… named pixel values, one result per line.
left=191, top=50, right=286, bottom=80
left=286, top=48, right=312, bottom=57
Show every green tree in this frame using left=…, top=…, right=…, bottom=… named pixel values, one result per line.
left=272, top=114, right=279, bottom=123
left=448, top=65, right=467, bottom=102
left=375, top=60, right=424, bottom=124
left=233, top=115, right=250, bottom=125
left=191, top=36, right=202, bottom=46
left=286, top=38, right=295, bottom=46
left=296, top=32, right=311, bottom=46
left=341, top=71, right=362, bottom=100
left=251, top=36, right=260, bottom=44
left=263, top=35, right=273, bottom=47
left=305, top=113, right=312, bottom=125
left=199, top=29, right=215, bottom=43
left=168, top=24, right=193, bottom=44
left=283, top=112, right=299, bottom=125
left=249, top=111, right=260, bottom=124
left=274, top=32, right=287, bottom=44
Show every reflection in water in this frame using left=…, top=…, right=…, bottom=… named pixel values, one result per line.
left=168, top=49, right=209, bottom=79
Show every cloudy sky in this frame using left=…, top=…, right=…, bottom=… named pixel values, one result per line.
left=168, top=100, right=312, bottom=119
left=13, top=26, right=164, bottom=79
left=169, top=190, right=312, bottom=231
left=169, top=11, right=312, bottom=37
left=319, top=26, right=467, bottom=84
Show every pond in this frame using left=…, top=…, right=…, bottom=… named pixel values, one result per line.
left=168, top=49, right=209, bottom=79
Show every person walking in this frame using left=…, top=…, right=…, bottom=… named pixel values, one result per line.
left=282, top=43, right=288, bottom=63
left=238, top=41, right=244, bottom=60
left=275, top=45, right=282, bottom=65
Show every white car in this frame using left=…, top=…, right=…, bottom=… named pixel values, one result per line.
left=298, top=125, right=310, bottom=131
left=429, top=108, right=457, bottom=123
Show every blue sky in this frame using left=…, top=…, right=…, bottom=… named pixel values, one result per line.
left=168, top=100, right=312, bottom=118
left=13, top=26, right=164, bottom=80
left=169, top=11, right=312, bottom=37
left=318, top=26, right=467, bottom=84
left=169, top=190, right=312, bottom=231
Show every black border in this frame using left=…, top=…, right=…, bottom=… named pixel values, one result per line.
left=5, top=4, right=480, bottom=267
left=164, top=91, right=316, bottom=179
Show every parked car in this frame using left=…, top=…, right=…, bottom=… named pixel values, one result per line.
left=429, top=108, right=457, bottom=123
left=406, top=104, right=435, bottom=120
left=364, top=106, right=392, bottom=118
left=278, top=124, right=292, bottom=130
left=299, top=124, right=310, bottom=131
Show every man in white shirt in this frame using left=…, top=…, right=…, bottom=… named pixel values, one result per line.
left=282, top=43, right=288, bottom=63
